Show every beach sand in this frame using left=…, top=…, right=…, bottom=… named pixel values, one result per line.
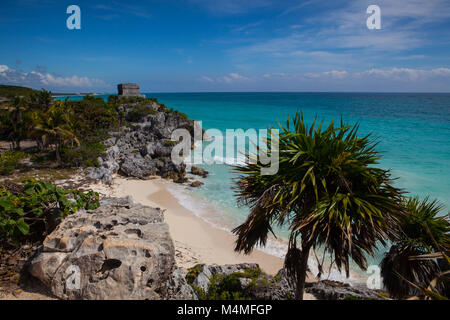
left=91, top=176, right=285, bottom=274
left=91, top=176, right=316, bottom=300
left=2, top=175, right=316, bottom=300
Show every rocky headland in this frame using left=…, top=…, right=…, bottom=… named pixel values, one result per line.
left=87, top=99, right=207, bottom=184
left=0, top=91, right=385, bottom=300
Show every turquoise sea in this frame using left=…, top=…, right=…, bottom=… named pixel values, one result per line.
left=61, top=92, right=450, bottom=282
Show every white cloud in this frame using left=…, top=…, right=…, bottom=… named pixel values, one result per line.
left=304, top=70, right=349, bottom=79
left=201, top=75, right=214, bottom=82
left=356, top=67, right=450, bottom=81
left=229, top=72, right=248, bottom=80
left=203, top=68, right=450, bottom=85
left=0, top=65, right=107, bottom=89
left=225, top=0, right=450, bottom=72
left=201, top=73, right=250, bottom=83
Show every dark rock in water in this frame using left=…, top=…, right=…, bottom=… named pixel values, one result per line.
left=191, top=166, right=209, bottom=178
left=190, top=181, right=204, bottom=188
left=28, top=197, right=197, bottom=300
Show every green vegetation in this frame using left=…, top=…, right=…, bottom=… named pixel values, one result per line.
left=0, top=86, right=165, bottom=169
left=232, top=112, right=404, bottom=299
left=167, top=108, right=189, bottom=120
left=381, top=197, right=450, bottom=299
left=0, top=85, right=38, bottom=98
left=163, top=140, right=176, bottom=147
left=185, top=264, right=203, bottom=285
left=0, top=151, right=26, bottom=175
left=186, top=266, right=266, bottom=300
left=232, top=112, right=449, bottom=300
left=125, top=104, right=157, bottom=122
left=0, top=179, right=99, bottom=246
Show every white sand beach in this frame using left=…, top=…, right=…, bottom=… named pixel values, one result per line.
left=89, top=176, right=285, bottom=275
left=1, top=175, right=317, bottom=300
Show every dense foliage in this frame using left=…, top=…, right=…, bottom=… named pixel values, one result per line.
left=0, top=85, right=38, bottom=98
left=381, top=197, right=450, bottom=299
left=0, top=180, right=99, bottom=246
left=0, top=87, right=165, bottom=168
left=186, top=265, right=267, bottom=300
left=0, top=151, right=26, bottom=175
left=232, top=112, right=404, bottom=299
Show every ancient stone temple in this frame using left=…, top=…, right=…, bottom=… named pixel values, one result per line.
left=117, top=83, right=145, bottom=98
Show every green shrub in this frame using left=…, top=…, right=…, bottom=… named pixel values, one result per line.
left=60, top=141, right=106, bottom=167
left=167, top=107, right=189, bottom=120
left=186, top=264, right=204, bottom=285
left=0, top=151, right=27, bottom=175
left=186, top=267, right=263, bottom=300
left=0, top=85, right=37, bottom=98
left=163, top=140, right=176, bottom=147
left=125, top=105, right=157, bottom=122
left=0, top=180, right=100, bottom=246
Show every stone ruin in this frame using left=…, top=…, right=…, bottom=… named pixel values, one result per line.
left=117, top=83, right=145, bottom=98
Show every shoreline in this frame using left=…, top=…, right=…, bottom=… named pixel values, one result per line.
left=89, top=176, right=286, bottom=275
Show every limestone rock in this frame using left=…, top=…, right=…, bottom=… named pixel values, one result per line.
left=89, top=100, right=203, bottom=183
left=186, top=264, right=383, bottom=300
left=191, top=263, right=259, bottom=293
left=305, top=280, right=384, bottom=300
left=29, top=197, right=196, bottom=300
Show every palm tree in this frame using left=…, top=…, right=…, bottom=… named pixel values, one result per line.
left=34, top=101, right=79, bottom=163
left=380, top=197, right=450, bottom=299
left=232, top=112, right=403, bottom=299
left=30, top=89, right=53, bottom=111
left=0, top=97, right=31, bottom=150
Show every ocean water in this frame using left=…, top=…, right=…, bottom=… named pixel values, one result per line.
left=60, top=92, right=450, bottom=282
left=148, top=92, right=450, bottom=281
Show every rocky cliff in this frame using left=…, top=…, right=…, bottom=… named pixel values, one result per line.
left=88, top=100, right=204, bottom=184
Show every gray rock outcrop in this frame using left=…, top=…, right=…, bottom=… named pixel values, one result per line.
left=28, top=197, right=197, bottom=300
left=88, top=101, right=203, bottom=183
left=187, top=263, right=295, bottom=300
left=191, top=263, right=260, bottom=293
left=305, top=280, right=384, bottom=300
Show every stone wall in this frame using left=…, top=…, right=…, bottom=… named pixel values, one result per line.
left=118, top=83, right=144, bottom=98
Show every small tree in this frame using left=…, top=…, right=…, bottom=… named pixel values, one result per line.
left=34, top=101, right=79, bottom=163
left=232, top=112, right=403, bottom=299
left=0, top=97, right=31, bottom=150
left=381, top=197, right=450, bottom=299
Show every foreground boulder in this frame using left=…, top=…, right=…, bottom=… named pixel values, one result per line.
left=28, top=197, right=196, bottom=300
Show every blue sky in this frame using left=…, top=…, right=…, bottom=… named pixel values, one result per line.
left=0, top=0, right=449, bottom=92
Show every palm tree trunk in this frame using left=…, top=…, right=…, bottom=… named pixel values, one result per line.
left=55, top=143, right=61, bottom=163
left=295, top=243, right=312, bottom=300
